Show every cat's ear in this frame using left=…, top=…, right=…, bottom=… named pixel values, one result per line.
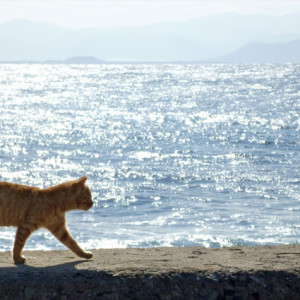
left=77, top=176, right=88, bottom=187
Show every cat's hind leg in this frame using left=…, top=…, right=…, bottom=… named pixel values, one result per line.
left=47, top=223, right=93, bottom=259
left=13, top=224, right=33, bottom=263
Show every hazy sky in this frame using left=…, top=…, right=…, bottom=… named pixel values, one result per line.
left=1, top=1, right=300, bottom=29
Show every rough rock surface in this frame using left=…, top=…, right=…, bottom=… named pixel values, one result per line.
left=1, top=245, right=300, bottom=299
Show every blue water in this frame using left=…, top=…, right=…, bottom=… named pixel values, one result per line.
left=0, top=63, right=299, bottom=251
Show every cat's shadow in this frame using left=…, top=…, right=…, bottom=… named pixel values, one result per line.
left=13, top=259, right=90, bottom=271
left=1, top=259, right=108, bottom=277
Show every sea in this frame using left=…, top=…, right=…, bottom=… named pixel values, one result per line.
left=0, top=63, right=299, bottom=251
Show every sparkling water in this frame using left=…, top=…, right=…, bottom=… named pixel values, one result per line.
left=0, top=63, right=299, bottom=250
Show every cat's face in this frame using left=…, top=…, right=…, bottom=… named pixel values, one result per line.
left=76, top=187, right=93, bottom=211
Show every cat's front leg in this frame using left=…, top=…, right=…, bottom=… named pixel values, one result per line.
left=47, top=223, right=93, bottom=259
left=13, top=224, right=33, bottom=263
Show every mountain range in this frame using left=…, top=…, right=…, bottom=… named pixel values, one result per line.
left=0, top=13, right=300, bottom=63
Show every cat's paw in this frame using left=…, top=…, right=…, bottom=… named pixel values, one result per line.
left=83, top=251, right=93, bottom=259
left=14, top=255, right=27, bottom=264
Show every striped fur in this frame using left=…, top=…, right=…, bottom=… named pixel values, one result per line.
left=0, top=176, right=93, bottom=263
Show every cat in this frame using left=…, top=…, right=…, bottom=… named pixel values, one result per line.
left=0, top=176, right=93, bottom=263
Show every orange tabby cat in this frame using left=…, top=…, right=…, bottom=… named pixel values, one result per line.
left=0, top=176, right=93, bottom=263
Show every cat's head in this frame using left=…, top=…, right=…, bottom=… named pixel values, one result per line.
left=74, top=176, right=93, bottom=211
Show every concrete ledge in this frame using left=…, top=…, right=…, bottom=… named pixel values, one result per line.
left=1, top=245, right=300, bottom=299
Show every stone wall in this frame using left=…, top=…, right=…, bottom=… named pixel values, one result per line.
left=1, top=268, right=300, bottom=299
left=1, top=246, right=300, bottom=300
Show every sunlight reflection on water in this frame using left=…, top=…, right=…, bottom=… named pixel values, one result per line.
left=0, top=63, right=300, bottom=250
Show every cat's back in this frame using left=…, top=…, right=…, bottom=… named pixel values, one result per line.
left=0, top=181, right=40, bottom=197
left=0, top=181, right=42, bottom=226
left=0, top=181, right=41, bottom=208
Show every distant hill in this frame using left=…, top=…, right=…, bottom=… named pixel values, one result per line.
left=216, top=39, right=300, bottom=63
left=63, top=56, right=105, bottom=64
left=0, top=14, right=300, bottom=62
left=0, top=56, right=107, bottom=64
